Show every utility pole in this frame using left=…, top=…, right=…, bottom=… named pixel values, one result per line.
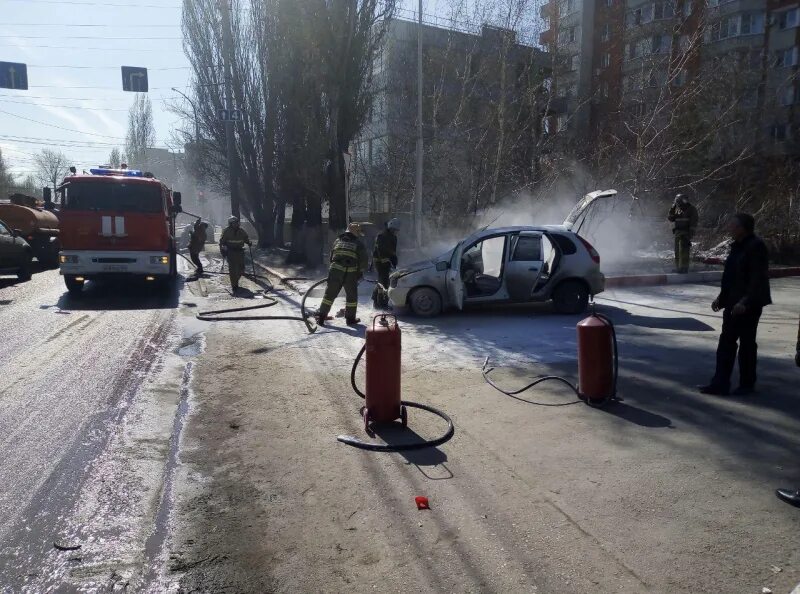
left=219, top=0, right=241, bottom=219
left=414, top=0, right=424, bottom=247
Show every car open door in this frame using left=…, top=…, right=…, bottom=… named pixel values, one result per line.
left=504, top=232, right=544, bottom=301
left=562, top=189, right=618, bottom=235
left=445, top=242, right=464, bottom=310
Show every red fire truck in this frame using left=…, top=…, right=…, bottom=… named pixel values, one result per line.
left=57, top=167, right=182, bottom=295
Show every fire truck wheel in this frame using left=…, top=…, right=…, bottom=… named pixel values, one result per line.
left=64, top=275, right=84, bottom=296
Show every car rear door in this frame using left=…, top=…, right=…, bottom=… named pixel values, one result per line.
left=445, top=242, right=464, bottom=310
left=562, top=189, right=618, bottom=236
left=504, top=232, right=544, bottom=301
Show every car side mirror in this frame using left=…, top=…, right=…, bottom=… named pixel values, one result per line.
left=435, top=261, right=449, bottom=272
left=12, top=229, right=23, bottom=238
left=173, top=191, right=182, bottom=208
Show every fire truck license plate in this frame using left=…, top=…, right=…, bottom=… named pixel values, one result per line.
left=102, top=264, right=127, bottom=272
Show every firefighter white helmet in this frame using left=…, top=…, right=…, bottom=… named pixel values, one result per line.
left=387, top=218, right=401, bottom=231
left=228, top=216, right=239, bottom=225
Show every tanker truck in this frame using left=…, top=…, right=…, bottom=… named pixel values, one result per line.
left=0, top=193, right=60, bottom=268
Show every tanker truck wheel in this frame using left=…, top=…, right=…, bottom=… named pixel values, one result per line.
left=64, top=275, right=84, bottom=297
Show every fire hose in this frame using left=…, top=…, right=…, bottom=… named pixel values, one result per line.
left=336, top=343, right=455, bottom=452
left=481, top=311, right=619, bottom=408
left=181, top=248, right=323, bottom=333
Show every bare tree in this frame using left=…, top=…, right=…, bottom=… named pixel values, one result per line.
left=125, top=94, right=156, bottom=169
left=34, top=148, right=70, bottom=192
left=108, top=148, right=123, bottom=167
left=0, top=148, right=14, bottom=199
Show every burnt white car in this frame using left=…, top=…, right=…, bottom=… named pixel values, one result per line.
left=388, top=190, right=616, bottom=316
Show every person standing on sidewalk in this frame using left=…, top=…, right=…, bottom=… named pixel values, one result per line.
left=667, top=193, right=699, bottom=274
left=219, top=216, right=251, bottom=293
left=316, top=222, right=369, bottom=326
left=699, top=213, right=771, bottom=396
left=774, top=316, right=800, bottom=508
left=372, top=218, right=400, bottom=308
left=188, top=220, right=208, bottom=277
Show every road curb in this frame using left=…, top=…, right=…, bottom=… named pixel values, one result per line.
left=606, top=266, right=800, bottom=289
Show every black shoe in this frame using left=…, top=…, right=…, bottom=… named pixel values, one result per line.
left=346, top=318, right=361, bottom=326
left=776, top=488, right=800, bottom=508
left=731, top=386, right=755, bottom=396
left=698, top=384, right=730, bottom=396
left=314, top=313, right=327, bottom=326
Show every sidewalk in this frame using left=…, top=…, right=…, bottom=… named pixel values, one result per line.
left=253, top=248, right=800, bottom=293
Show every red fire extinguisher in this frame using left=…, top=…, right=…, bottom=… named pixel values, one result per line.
left=577, top=312, right=618, bottom=403
left=340, top=314, right=455, bottom=451
left=363, top=314, right=407, bottom=432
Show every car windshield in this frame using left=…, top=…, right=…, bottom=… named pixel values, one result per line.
left=63, top=182, right=163, bottom=213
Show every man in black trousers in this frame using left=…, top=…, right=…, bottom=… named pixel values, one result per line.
left=699, top=213, right=772, bottom=396
left=775, top=317, right=800, bottom=508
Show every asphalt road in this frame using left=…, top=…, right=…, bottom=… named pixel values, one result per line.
left=0, top=267, right=184, bottom=591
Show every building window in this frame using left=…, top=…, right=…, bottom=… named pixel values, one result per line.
left=560, top=0, right=576, bottom=15
left=748, top=48, right=763, bottom=69
left=653, top=1, right=674, bottom=21
left=605, top=0, right=613, bottom=7
left=775, top=47, right=798, bottom=68
left=740, top=12, right=765, bottom=35
left=601, top=81, right=609, bottom=97
left=683, top=1, right=692, bottom=18
left=601, top=23, right=611, bottom=41
left=652, top=34, right=672, bottom=54
left=571, top=54, right=580, bottom=71
left=772, top=123, right=790, bottom=142
left=557, top=114, right=569, bottom=132
left=777, top=8, right=799, bottom=31
left=782, top=84, right=797, bottom=106
left=672, top=68, right=688, bottom=87
left=628, top=4, right=653, bottom=27
left=600, top=52, right=611, bottom=67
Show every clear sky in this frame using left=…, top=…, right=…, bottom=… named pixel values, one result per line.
left=0, top=0, right=448, bottom=180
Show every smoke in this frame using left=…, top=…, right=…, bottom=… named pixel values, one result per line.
left=416, top=183, right=669, bottom=271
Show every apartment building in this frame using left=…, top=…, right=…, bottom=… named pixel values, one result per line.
left=349, top=16, right=550, bottom=222
left=540, top=0, right=800, bottom=152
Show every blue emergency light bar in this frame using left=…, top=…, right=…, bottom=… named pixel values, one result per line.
left=89, top=167, right=144, bottom=177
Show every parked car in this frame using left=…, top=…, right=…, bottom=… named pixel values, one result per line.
left=0, top=219, right=34, bottom=281
left=388, top=190, right=616, bottom=316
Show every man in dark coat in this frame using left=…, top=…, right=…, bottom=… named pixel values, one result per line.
left=699, top=213, right=772, bottom=396
left=775, top=316, right=800, bottom=508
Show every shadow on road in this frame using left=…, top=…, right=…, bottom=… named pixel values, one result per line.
left=46, top=277, right=183, bottom=312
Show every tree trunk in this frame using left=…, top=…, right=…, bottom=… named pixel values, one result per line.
left=286, top=186, right=307, bottom=264
left=274, top=197, right=286, bottom=247
left=305, top=187, right=324, bottom=267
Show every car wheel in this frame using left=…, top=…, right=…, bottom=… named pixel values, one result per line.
left=408, top=287, right=442, bottom=317
left=17, top=259, right=32, bottom=281
left=552, top=280, right=589, bottom=314
left=65, top=275, right=84, bottom=296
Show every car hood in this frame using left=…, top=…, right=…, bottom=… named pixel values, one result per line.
left=393, top=248, right=453, bottom=277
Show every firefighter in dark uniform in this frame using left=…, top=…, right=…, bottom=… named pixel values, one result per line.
left=372, top=218, right=400, bottom=308
left=219, top=216, right=251, bottom=293
left=316, top=222, right=369, bottom=326
left=188, top=219, right=208, bottom=277
left=667, top=193, right=699, bottom=274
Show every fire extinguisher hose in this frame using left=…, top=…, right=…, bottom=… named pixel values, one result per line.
left=337, top=344, right=456, bottom=452
left=481, top=311, right=619, bottom=407
left=195, top=273, right=327, bottom=334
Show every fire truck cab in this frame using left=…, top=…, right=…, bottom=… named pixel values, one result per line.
left=57, top=167, right=182, bottom=295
